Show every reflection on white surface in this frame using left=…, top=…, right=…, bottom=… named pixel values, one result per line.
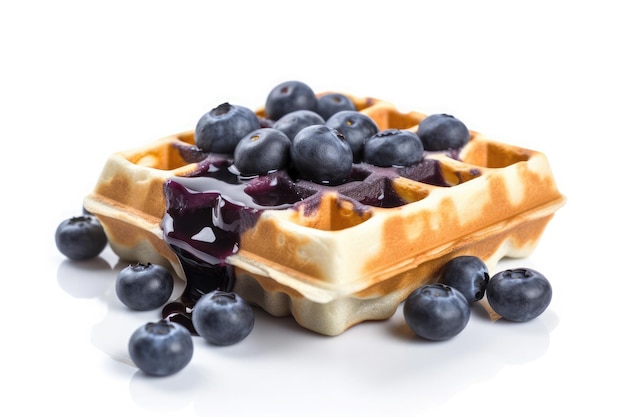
left=128, top=368, right=209, bottom=413
left=56, top=251, right=558, bottom=414
left=56, top=257, right=114, bottom=298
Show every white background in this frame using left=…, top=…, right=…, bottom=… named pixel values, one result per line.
left=2, top=1, right=624, bottom=416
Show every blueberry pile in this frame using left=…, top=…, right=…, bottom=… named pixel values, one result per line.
left=196, top=80, right=470, bottom=185
left=403, top=255, right=552, bottom=341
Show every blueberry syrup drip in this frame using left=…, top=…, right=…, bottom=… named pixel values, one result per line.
left=160, top=150, right=472, bottom=332
left=160, top=163, right=303, bottom=332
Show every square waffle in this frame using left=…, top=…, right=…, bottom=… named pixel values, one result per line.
left=84, top=94, right=565, bottom=336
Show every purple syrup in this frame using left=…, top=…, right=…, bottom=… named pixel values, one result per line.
left=160, top=161, right=305, bottom=331
left=396, top=158, right=448, bottom=186
left=244, top=172, right=315, bottom=206
left=349, top=177, right=408, bottom=208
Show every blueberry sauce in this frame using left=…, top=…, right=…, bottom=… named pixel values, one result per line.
left=160, top=164, right=297, bottom=333
left=160, top=152, right=473, bottom=333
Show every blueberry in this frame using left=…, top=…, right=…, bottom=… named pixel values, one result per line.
left=128, top=320, right=193, bottom=376
left=233, top=128, right=291, bottom=176
left=195, top=102, right=259, bottom=153
left=486, top=268, right=552, bottom=322
left=316, top=92, right=356, bottom=120
left=265, top=80, right=318, bottom=121
left=325, top=110, right=379, bottom=162
left=363, top=129, right=424, bottom=167
left=115, top=263, right=174, bottom=311
left=55, top=215, right=108, bottom=261
left=440, top=256, right=490, bottom=303
left=290, top=125, right=353, bottom=185
left=192, top=290, right=254, bottom=346
left=403, top=283, right=470, bottom=341
left=416, top=114, right=470, bottom=151
left=272, top=109, right=325, bottom=140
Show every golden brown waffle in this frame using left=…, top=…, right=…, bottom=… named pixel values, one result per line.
left=84, top=95, right=565, bottom=336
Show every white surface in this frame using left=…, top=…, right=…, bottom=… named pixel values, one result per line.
left=2, top=1, right=624, bottom=416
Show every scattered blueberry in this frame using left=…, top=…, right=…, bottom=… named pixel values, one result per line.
left=195, top=102, right=259, bottom=153
left=265, top=80, right=318, bottom=121
left=55, top=215, right=108, bottom=261
left=290, top=125, right=353, bottom=185
left=128, top=320, right=193, bottom=376
left=403, top=283, right=470, bottom=341
left=115, top=263, right=174, bottom=311
left=363, top=129, right=424, bottom=167
left=325, top=110, right=379, bottom=162
left=417, top=113, right=470, bottom=151
left=272, top=109, right=325, bottom=140
left=486, top=268, right=552, bottom=322
left=233, top=128, right=292, bottom=176
left=316, top=92, right=356, bottom=120
left=440, top=256, right=490, bottom=303
left=192, top=290, right=255, bottom=346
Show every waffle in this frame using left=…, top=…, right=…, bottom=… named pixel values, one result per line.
left=84, top=94, right=565, bottom=336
